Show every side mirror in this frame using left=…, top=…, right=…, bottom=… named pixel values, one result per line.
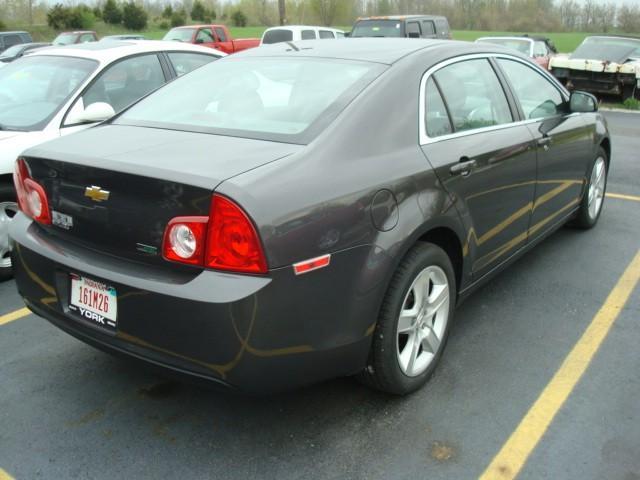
left=75, top=102, right=116, bottom=124
left=570, top=91, right=598, bottom=113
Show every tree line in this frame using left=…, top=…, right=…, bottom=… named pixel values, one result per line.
left=1, top=0, right=639, bottom=33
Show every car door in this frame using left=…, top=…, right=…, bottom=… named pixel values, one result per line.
left=195, top=27, right=216, bottom=49
left=213, top=27, right=233, bottom=53
left=495, top=58, right=593, bottom=243
left=420, top=57, right=538, bottom=279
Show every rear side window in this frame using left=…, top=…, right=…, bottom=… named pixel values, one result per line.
left=5, top=34, right=22, bottom=48
left=168, top=52, right=218, bottom=76
left=497, top=59, right=565, bottom=119
left=425, top=78, right=452, bottom=137
left=422, top=21, right=436, bottom=35
left=214, top=27, right=227, bottom=42
left=301, top=30, right=316, bottom=40
left=319, top=30, right=335, bottom=39
left=262, top=29, right=293, bottom=44
left=80, top=33, right=95, bottom=43
left=433, top=59, right=512, bottom=133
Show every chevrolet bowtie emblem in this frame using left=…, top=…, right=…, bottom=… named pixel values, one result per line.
left=84, top=186, right=110, bottom=202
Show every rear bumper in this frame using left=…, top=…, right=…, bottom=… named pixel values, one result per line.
left=10, top=214, right=383, bottom=393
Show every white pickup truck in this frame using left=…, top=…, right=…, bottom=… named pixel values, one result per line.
left=549, top=35, right=640, bottom=100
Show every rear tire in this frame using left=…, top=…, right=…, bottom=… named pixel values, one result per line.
left=358, top=242, right=456, bottom=395
left=0, top=183, right=18, bottom=281
left=570, top=147, right=608, bottom=229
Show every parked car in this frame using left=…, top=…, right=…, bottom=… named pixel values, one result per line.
left=350, top=15, right=451, bottom=39
left=550, top=35, right=640, bottom=99
left=475, top=35, right=557, bottom=69
left=261, top=25, right=344, bottom=45
left=163, top=24, right=259, bottom=54
left=0, top=31, right=33, bottom=53
left=0, top=42, right=51, bottom=63
left=100, top=34, right=146, bottom=42
left=9, top=39, right=609, bottom=395
left=0, top=41, right=225, bottom=280
left=52, top=31, right=98, bottom=46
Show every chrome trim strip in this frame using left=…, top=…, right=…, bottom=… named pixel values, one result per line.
left=419, top=52, right=571, bottom=146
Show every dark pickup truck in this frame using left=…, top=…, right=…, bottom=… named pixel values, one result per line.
left=350, top=15, right=451, bottom=40
left=163, top=24, right=259, bottom=54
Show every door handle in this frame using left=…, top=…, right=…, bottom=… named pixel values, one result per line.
left=450, top=158, right=477, bottom=176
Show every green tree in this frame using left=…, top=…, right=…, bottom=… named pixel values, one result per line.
left=122, top=1, right=147, bottom=30
left=191, top=0, right=206, bottom=20
left=0, top=18, right=6, bottom=31
left=231, top=9, right=247, bottom=26
left=170, top=10, right=187, bottom=27
left=162, top=4, right=173, bottom=18
left=103, top=0, right=123, bottom=24
left=47, top=4, right=72, bottom=29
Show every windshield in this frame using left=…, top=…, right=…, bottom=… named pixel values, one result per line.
left=53, top=33, right=78, bottom=45
left=0, top=44, right=26, bottom=57
left=477, top=38, right=531, bottom=55
left=163, top=28, right=195, bottom=42
left=0, top=55, right=97, bottom=131
left=262, top=29, right=294, bottom=44
left=351, top=20, right=403, bottom=38
left=115, top=57, right=384, bottom=144
left=571, top=36, right=640, bottom=62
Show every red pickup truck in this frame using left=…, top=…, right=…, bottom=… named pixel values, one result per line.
left=163, top=24, right=259, bottom=54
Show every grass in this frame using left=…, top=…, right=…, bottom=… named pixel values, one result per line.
left=16, top=22, right=590, bottom=52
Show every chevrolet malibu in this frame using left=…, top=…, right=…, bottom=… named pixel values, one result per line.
left=10, top=39, right=610, bottom=395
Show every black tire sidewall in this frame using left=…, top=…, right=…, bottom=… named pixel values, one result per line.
left=371, top=242, right=456, bottom=395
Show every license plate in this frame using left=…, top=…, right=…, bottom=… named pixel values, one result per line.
left=69, top=274, right=117, bottom=331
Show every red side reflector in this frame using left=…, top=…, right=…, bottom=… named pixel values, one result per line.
left=293, top=254, right=331, bottom=275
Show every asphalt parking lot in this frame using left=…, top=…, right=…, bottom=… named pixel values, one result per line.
left=1, top=111, right=639, bottom=480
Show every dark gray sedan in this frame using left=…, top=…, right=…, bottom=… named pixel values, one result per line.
left=10, top=39, right=610, bottom=395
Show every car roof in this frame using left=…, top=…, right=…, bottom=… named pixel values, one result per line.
left=356, top=15, right=447, bottom=21
left=236, top=38, right=491, bottom=65
left=56, top=31, right=95, bottom=35
left=27, top=40, right=225, bottom=63
left=0, top=31, right=30, bottom=35
left=477, top=36, right=534, bottom=43
left=584, top=34, right=640, bottom=41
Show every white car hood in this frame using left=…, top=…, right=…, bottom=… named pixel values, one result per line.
left=0, top=130, right=59, bottom=176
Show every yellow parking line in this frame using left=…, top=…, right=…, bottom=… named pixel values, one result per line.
left=607, top=192, right=640, bottom=202
left=0, top=307, right=31, bottom=326
left=0, top=468, right=15, bottom=480
left=480, top=249, right=640, bottom=480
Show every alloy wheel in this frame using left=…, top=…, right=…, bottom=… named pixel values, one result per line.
left=0, top=201, right=18, bottom=269
left=396, top=265, right=450, bottom=377
left=588, top=156, right=606, bottom=221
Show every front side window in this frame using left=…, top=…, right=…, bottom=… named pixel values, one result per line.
left=497, top=58, right=565, bottom=120
left=301, top=30, right=316, bottom=40
left=319, top=30, right=335, bottom=39
left=424, top=78, right=452, bottom=138
left=196, top=28, right=214, bottom=43
left=80, top=34, right=95, bottom=43
left=433, top=59, right=512, bottom=133
left=52, top=33, right=77, bottom=45
left=115, top=57, right=384, bottom=144
left=5, top=35, right=22, bottom=48
left=533, top=41, right=547, bottom=57
left=422, top=21, right=436, bottom=35
left=168, top=52, right=218, bottom=77
left=214, top=27, right=228, bottom=42
left=79, top=54, right=164, bottom=114
left=0, top=55, right=96, bottom=131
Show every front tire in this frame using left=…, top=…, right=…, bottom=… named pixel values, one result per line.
left=571, top=147, right=608, bottom=229
left=359, top=242, right=456, bottom=395
left=0, top=183, right=18, bottom=281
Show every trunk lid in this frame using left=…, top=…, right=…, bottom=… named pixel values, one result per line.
left=23, top=125, right=301, bottom=267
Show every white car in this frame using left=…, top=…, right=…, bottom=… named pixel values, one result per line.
left=0, top=40, right=225, bottom=279
left=549, top=35, right=640, bottom=99
left=260, top=26, right=345, bottom=45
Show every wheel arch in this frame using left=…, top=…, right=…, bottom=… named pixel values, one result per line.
left=600, top=137, right=611, bottom=167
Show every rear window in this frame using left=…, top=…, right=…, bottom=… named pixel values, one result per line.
left=262, top=29, right=293, bottom=44
left=115, top=57, right=385, bottom=144
left=351, top=20, right=403, bottom=38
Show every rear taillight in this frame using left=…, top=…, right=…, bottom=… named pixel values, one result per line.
left=162, top=194, right=267, bottom=274
left=13, top=158, right=51, bottom=225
